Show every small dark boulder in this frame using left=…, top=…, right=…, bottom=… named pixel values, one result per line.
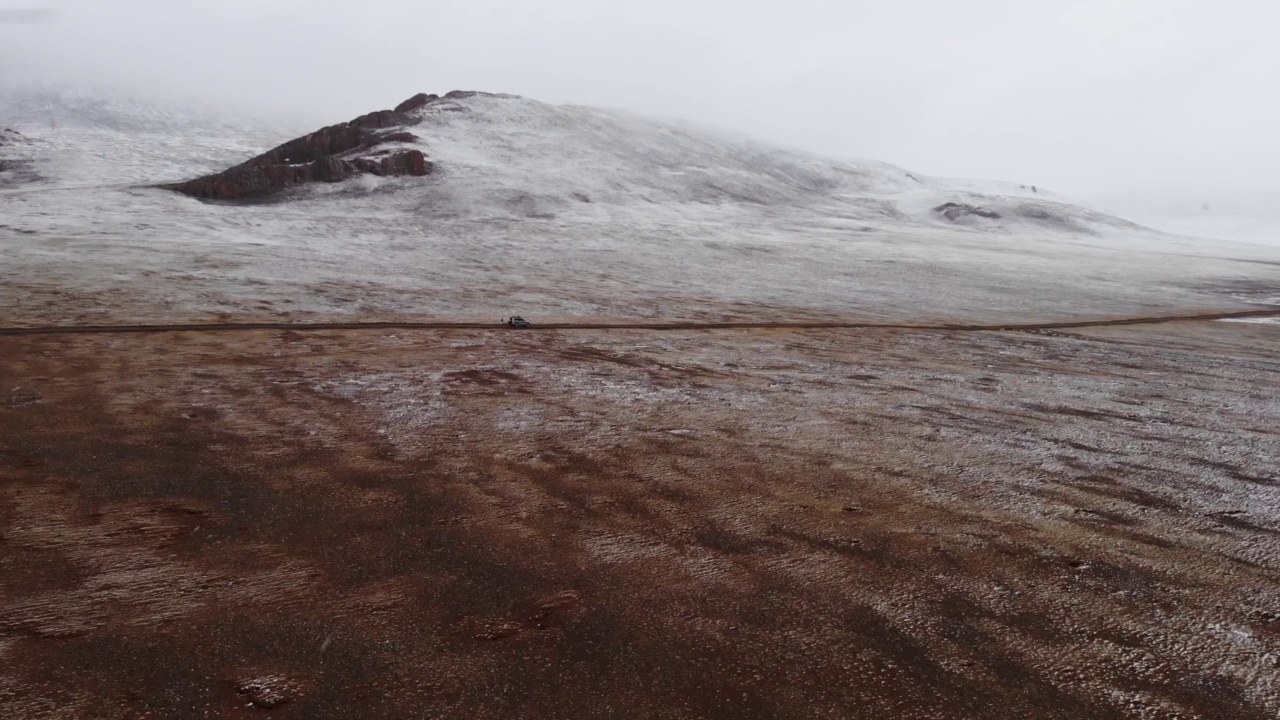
left=353, top=149, right=431, bottom=177
left=309, top=156, right=350, bottom=183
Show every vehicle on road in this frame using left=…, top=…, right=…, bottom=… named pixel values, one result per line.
left=505, top=316, right=532, bottom=328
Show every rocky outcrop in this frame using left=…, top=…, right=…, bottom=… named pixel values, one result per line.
left=170, top=95, right=447, bottom=201
left=0, top=128, right=39, bottom=186
left=0, top=128, right=23, bottom=158
left=934, top=202, right=1001, bottom=221
left=173, top=148, right=431, bottom=200
left=394, top=93, right=439, bottom=113
left=391, top=90, right=491, bottom=113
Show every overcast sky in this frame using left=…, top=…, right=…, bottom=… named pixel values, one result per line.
left=2, top=0, right=1277, bottom=202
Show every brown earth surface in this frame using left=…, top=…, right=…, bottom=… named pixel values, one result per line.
left=1, top=320, right=1278, bottom=719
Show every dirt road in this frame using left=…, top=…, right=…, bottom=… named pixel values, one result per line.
left=1, top=307, right=1277, bottom=337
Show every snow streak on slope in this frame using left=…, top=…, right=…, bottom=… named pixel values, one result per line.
left=2, top=91, right=1278, bottom=327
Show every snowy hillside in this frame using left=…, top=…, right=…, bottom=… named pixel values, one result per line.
left=2, top=90, right=1278, bottom=326
left=317, top=93, right=1154, bottom=237
left=0, top=83, right=300, bottom=187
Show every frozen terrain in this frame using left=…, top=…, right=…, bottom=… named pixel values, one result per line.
left=2, top=321, right=1278, bottom=719
left=2, top=87, right=1279, bottom=719
left=3, top=89, right=1278, bottom=327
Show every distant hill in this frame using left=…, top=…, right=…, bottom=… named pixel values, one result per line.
left=166, top=90, right=1156, bottom=240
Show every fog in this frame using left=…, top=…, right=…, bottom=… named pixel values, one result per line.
left=3, top=0, right=1278, bottom=204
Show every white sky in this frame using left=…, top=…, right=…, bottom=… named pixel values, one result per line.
left=2, top=0, right=1278, bottom=201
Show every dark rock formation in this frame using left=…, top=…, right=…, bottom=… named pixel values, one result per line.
left=170, top=91, right=511, bottom=201
left=394, top=93, right=439, bottom=113
left=173, top=147, right=431, bottom=200
left=0, top=128, right=39, bottom=185
left=171, top=96, right=439, bottom=201
left=0, top=128, right=22, bottom=155
left=934, top=202, right=1002, bottom=221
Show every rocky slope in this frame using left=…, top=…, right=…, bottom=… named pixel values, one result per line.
left=169, top=92, right=496, bottom=200
left=0, top=127, right=39, bottom=186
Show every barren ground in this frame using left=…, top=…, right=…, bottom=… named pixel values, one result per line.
left=2, top=319, right=1277, bottom=719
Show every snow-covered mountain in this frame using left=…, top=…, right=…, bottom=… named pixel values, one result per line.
left=2, top=89, right=1278, bottom=326
left=424, top=95, right=1154, bottom=238
left=168, top=91, right=1156, bottom=238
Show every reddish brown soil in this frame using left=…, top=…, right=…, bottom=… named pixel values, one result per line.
left=1, top=322, right=1278, bottom=719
